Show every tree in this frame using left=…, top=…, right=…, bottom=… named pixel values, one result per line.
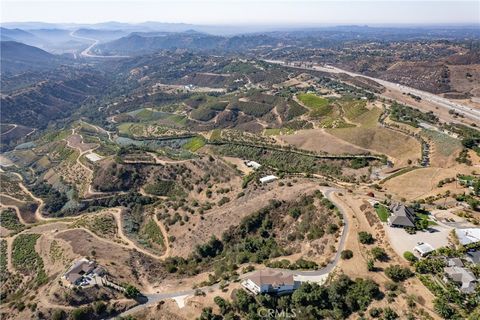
left=51, top=310, right=65, bottom=320
left=370, top=247, right=388, bottom=261
left=232, top=289, right=254, bottom=313
left=71, top=307, right=92, bottom=320
left=358, top=232, right=375, bottom=244
left=124, top=285, right=140, bottom=299
left=403, top=251, right=418, bottom=264
left=434, top=298, right=457, bottom=319
left=383, top=307, right=399, bottom=320
left=341, top=250, right=353, bottom=260
left=214, top=296, right=230, bottom=315
left=93, top=301, right=106, bottom=314
left=367, top=259, right=375, bottom=271
left=384, top=265, right=413, bottom=282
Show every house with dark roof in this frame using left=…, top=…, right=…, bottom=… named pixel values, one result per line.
left=241, top=270, right=300, bottom=295
left=387, top=203, right=416, bottom=228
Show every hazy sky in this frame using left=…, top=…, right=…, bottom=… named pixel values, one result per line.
left=2, top=0, right=479, bottom=25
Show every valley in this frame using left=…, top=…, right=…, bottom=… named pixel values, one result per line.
left=0, top=21, right=479, bottom=320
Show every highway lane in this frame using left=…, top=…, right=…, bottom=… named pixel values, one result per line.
left=112, top=187, right=347, bottom=318
left=265, top=59, right=480, bottom=123
left=69, top=30, right=129, bottom=58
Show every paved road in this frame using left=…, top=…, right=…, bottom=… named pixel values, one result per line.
left=265, top=60, right=480, bottom=123
left=69, top=31, right=129, bottom=58
left=112, top=187, right=348, bottom=318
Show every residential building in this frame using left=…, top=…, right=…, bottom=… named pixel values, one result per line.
left=241, top=270, right=300, bottom=295
left=444, top=266, right=478, bottom=294
left=455, top=228, right=480, bottom=246
left=62, top=258, right=104, bottom=287
left=387, top=203, right=416, bottom=228
left=259, top=175, right=278, bottom=184
left=465, top=251, right=480, bottom=265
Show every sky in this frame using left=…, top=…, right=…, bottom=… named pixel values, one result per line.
left=1, top=0, right=479, bottom=25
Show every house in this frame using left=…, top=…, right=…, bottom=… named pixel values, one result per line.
left=465, top=251, right=480, bottom=265
left=62, top=258, right=104, bottom=287
left=444, top=266, right=478, bottom=294
left=387, top=203, right=416, bottom=228
left=455, top=228, right=480, bottom=246
left=447, top=258, right=464, bottom=267
left=246, top=160, right=261, bottom=170
left=259, top=175, right=278, bottom=184
left=414, top=243, right=435, bottom=257
left=241, top=270, right=300, bottom=295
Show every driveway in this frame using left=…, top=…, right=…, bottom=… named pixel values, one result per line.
left=385, top=223, right=451, bottom=257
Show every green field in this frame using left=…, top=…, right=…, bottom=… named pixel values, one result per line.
left=0, top=209, right=25, bottom=233
left=12, top=234, right=47, bottom=285
left=297, top=93, right=331, bottom=118
left=183, top=136, right=206, bottom=152
left=141, top=219, right=165, bottom=248
left=374, top=204, right=389, bottom=222
left=342, top=100, right=368, bottom=121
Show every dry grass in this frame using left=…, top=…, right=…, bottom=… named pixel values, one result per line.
left=328, top=127, right=420, bottom=167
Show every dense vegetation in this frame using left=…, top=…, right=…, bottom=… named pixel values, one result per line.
left=390, top=102, right=438, bottom=127
left=199, top=275, right=382, bottom=320
left=12, top=234, right=47, bottom=286
left=31, top=182, right=68, bottom=215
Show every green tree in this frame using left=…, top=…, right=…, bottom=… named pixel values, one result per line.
left=384, top=265, right=413, bottom=282
left=124, top=285, right=140, bottom=299
left=403, top=251, right=418, bottom=264
left=341, top=250, right=353, bottom=260
left=370, top=247, right=388, bottom=261
left=358, top=231, right=375, bottom=244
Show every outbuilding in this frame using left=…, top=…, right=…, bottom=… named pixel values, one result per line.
left=260, top=175, right=278, bottom=184
left=414, top=243, right=435, bottom=257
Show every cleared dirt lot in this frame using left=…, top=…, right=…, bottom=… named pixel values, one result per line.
left=382, top=166, right=473, bottom=200
left=328, top=126, right=421, bottom=167
left=385, top=223, right=451, bottom=258
left=278, top=129, right=369, bottom=154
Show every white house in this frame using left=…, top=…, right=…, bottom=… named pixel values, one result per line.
left=259, top=175, right=278, bottom=184
left=455, top=228, right=480, bottom=246
left=241, top=270, right=300, bottom=295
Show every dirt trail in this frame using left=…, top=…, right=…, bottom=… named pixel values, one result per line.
left=5, top=236, right=14, bottom=272
left=0, top=204, right=27, bottom=225
left=153, top=214, right=171, bottom=258
left=110, top=209, right=167, bottom=260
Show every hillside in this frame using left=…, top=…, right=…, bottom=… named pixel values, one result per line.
left=0, top=41, right=62, bottom=73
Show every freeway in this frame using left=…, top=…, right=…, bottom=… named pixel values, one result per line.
left=69, top=30, right=129, bottom=58
left=265, top=60, right=480, bottom=123
left=112, top=187, right=348, bottom=318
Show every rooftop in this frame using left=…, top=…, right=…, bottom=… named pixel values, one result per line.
left=455, top=228, right=480, bottom=246
left=248, top=270, right=295, bottom=287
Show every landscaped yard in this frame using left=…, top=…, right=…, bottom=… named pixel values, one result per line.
left=374, top=204, right=389, bottom=222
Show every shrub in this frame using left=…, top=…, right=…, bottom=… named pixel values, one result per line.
left=358, top=231, right=375, bottom=244
left=385, top=265, right=413, bottom=282
left=370, top=247, right=388, bottom=261
left=403, top=251, right=418, bottom=264
left=341, top=250, right=353, bottom=260
left=369, top=307, right=383, bottom=318
left=124, top=285, right=140, bottom=299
